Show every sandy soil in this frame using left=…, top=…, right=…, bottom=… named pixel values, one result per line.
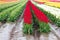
left=0, top=20, right=60, bottom=40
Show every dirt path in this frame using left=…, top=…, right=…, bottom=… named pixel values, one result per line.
left=0, top=21, right=60, bottom=40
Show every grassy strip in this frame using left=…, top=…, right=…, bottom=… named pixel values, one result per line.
left=0, top=0, right=26, bottom=22
left=7, top=2, right=26, bottom=22
left=0, top=1, right=20, bottom=12
left=0, top=0, right=26, bottom=12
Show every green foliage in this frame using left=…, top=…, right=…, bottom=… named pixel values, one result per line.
left=0, top=0, right=26, bottom=12
left=23, top=23, right=33, bottom=35
left=0, top=3, right=20, bottom=21
left=0, top=2, right=19, bottom=12
left=7, top=2, right=26, bottom=22
left=0, top=0, right=27, bottom=22
left=56, top=18, right=60, bottom=27
left=39, top=21, right=50, bottom=33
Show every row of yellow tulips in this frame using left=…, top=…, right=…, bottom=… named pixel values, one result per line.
left=45, top=2, right=60, bottom=8
left=34, top=0, right=60, bottom=8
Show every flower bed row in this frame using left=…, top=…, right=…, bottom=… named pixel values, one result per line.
left=0, top=0, right=27, bottom=22
left=45, top=2, right=60, bottom=8
left=31, top=1, right=60, bottom=27
left=23, top=1, right=50, bottom=35
left=0, top=1, right=20, bottom=12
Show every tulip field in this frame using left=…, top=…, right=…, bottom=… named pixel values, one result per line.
left=34, top=0, right=60, bottom=8
left=45, top=2, right=60, bottom=8
left=0, top=0, right=60, bottom=40
left=0, top=0, right=27, bottom=22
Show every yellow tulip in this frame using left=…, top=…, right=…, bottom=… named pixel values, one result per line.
left=34, top=0, right=50, bottom=2
left=45, top=2, right=60, bottom=8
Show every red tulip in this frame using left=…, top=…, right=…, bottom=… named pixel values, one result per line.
left=24, top=1, right=32, bottom=24
left=30, top=1, right=49, bottom=23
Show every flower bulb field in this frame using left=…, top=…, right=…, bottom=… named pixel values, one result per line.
left=0, top=0, right=60, bottom=40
